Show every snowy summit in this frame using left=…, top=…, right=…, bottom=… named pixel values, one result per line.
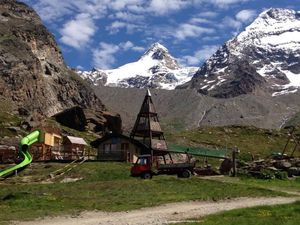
left=78, top=43, right=197, bottom=90
left=180, top=8, right=300, bottom=97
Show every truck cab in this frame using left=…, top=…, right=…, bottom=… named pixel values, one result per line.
left=131, top=155, right=153, bottom=179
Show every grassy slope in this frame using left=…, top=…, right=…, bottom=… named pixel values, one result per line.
left=0, top=162, right=286, bottom=223
left=165, top=126, right=299, bottom=160
left=180, top=201, right=300, bottom=225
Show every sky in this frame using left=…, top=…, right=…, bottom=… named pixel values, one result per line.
left=22, top=0, right=300, bottom=71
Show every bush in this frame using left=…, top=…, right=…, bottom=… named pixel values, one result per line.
left=259, top=169, right=275, bottom=180
left=274, top=171, right=288, bottom=180
left=257, top=169, right=288, bottom=180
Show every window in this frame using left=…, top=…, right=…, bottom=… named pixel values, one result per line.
left=137, top=157, right=148, bottom=165
left=103, top=143, right=117, bottom=154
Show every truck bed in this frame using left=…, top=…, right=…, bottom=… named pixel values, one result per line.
left=157, top=162, right=195, bottom=170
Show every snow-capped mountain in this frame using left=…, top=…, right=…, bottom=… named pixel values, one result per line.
left=78, top=43, right=197, bottom=90
left=179, top=8, right=300, bottom=97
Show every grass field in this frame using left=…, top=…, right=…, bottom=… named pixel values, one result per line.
left=179, top=201, right=300, bottom=225
left=0, top=162, right=288, bottom=224
left=166, top=126, right=300, bottom=160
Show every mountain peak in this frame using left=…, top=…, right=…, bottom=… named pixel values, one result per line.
left=78, top=41, right=197, bottom=90
left=142, top=42, right=169, bottom=60
left=179, top=7, right=300, bottom=98
left=244, top=8, right=299, bottom=33
left=262, top=8, right=298, bottom=20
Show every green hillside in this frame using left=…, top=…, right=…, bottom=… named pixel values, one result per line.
left=166, top=126, right=299, bottom=160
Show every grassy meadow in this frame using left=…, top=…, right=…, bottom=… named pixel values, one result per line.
left=0, top=162, right=289, bottom=224
left=179, top=201, right=300, bottom=225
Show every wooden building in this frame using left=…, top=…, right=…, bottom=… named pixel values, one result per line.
left=62, top=136, right=87, bottom=160
left=130, top=89, right=168, bottom=155
left=91, top=133, right=149, bottom=162
left=30, top=128, right=62, bottom=161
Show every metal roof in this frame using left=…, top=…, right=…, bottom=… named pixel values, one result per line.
left=66, top=136, right=88, bottom=145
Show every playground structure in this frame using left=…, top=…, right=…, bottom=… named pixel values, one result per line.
left=0, top=130, right=41, bottom=178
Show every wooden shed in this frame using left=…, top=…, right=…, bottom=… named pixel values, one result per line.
left=62, top=136, right=88, bottom=160
left=91, top=133, right=149, bottom=162
left=30, top=128, right=62, bottom=161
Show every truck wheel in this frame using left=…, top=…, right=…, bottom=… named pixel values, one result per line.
left=141, top=172, right=152, bottom=179
left=181, top=170, right=191, bottom=178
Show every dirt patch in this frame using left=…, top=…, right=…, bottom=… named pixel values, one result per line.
left=15, top=197, right=299, bottom=225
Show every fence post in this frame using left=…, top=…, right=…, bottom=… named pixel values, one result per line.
left=232, top=147, right=240, bottom=177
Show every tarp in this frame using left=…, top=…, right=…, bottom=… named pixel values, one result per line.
left=168, top=144, right=230, bottom=159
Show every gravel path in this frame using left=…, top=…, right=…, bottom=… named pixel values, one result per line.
left=16, top=197, right=299, bottom=225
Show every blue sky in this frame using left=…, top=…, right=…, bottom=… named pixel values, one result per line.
left=22, top=0, right=300, bottom=71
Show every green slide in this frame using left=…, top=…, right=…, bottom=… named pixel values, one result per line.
left=0, top=130, right=41, bottom=178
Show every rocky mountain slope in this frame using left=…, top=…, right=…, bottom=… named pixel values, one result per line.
left=78, top=43, right=197, bottom=89
left=94, top=87, right=300, bottom=132
left=179, top=8, right=300, bottom=98
left=0, top=0, right=120, bottom=132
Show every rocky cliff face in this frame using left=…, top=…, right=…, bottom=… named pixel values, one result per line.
left=0, top=0, right=104, bottom=117
left=0, top=0, right=122, bottom=133
left=179, top=8, right=300, bottom=98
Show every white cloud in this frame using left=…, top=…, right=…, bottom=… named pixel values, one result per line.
left=190, top=18, right=212, bottom=25
left=93, top=42, right=120, bottom=69
left=120, top=41, right=134, bottom=50
left=236, top=9, right=257, bottom=23
left=93, top=41, right=145, bottom=69
left=148, top=0, right=190, bottom=15
left=110, top=0, right=143, bottom=11
left=113, top=12, right=145, bottom=22
left=180, top=45, right=220, bottom=66
left=220, top=9, right=256, bottom=32
left=106, top=21, right=141, bottom=34
left=60, top=13, right=96, bottom=49
left=199, top=11, right=218, bottom=18
left=209, top=0, right=251, bottom=8
left=132, top=46, right=145, bottom=52
left=28, top=0, right=74, bottom=22
left=222, top=17, right=242, bottom=29
left=174, top=23, right=215, bottom=40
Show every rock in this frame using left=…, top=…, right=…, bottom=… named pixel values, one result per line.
left=8, top=126, right=21, bottom=132
left=288, top=167, right=300, bottom=176
left=53, top=106, right=122, bottom=134
left=53, top=106, right=87, bottom=131
left=274, top=161, right=292, bottom=170
left=103, top=111, right=122, bottom=134
left=0, top=0, right=106, bottom=123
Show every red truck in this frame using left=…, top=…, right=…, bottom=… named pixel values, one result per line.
left=131, top=154, right=196, bottom=179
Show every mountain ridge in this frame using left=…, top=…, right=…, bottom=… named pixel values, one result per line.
left=78, top=42, right=198, bottom=90
left=178, top=8, right=300, bottom=98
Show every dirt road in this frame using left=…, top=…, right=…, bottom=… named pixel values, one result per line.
left=16, top=197, right=298, bottom=225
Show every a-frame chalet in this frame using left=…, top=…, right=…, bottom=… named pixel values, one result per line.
left=130, top=89, right=168, bottom=155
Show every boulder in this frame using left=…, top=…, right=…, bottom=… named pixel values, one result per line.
left=53, top=106, right=122, bottom=134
